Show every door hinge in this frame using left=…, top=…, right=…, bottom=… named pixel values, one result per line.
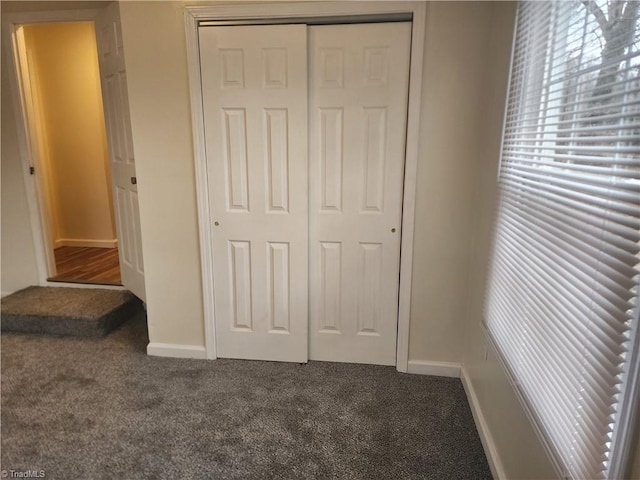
left=29, top=166, right=35, bottom=175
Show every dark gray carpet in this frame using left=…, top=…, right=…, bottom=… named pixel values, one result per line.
left=1, top=314, right=492, bottom=480
left=1, top=286, right=140, bottom=337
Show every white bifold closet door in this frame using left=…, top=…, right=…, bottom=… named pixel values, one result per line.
left=199, top=22, right=410, bottom=365
left=308, top=23, right=411, bottom=365
left=199, top=25, right=309, bottom=362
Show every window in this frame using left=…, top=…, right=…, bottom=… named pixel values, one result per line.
left=485, top=1, right=640, bottom=479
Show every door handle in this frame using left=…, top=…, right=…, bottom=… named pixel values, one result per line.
left=130, top=177, right=137, bottom=185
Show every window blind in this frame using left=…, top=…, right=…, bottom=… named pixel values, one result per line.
left=485, top=1, right=640, bottom=479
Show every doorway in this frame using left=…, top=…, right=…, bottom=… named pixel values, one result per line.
left=199, top=22, right=411, bottom=366
left=20, top=21, right=121, bottom=286
left=7, top=2, right=146, bottom=302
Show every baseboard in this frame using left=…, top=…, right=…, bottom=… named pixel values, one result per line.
left=146, top=342, right=207, bottom=359
left=54, top=238, right=118, bottom=249
left=461, top=367, right=507, bottom=480
left=406, top=360, right=462, bottom=378
left=43, top=281, right=125, bottom=291
left=6, top=284, right=126, bottom=296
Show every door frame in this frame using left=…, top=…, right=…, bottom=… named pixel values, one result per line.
left=185, top=2, right=426, bottom=372
left=3, top=8, right=124, bottom=291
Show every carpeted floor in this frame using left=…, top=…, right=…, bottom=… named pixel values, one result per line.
left=1, top=314, right=492, bottom=480
left=1, top=287, right=140, bottom=337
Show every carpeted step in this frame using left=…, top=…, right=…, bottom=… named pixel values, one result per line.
left=1, top=286, right=142, bottom=337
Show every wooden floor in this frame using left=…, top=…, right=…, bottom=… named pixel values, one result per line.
left=49, top=246, right=122, bottom=286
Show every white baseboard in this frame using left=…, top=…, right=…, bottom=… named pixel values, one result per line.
left=147, top=342, right=207, bottom=359
left=407, top=360, right=462, bottom=378
left=461, top=367, right=507, bottom=480
left=43, top=281, right=125, bottom=290
left=54, top=238, right=118, bottom=248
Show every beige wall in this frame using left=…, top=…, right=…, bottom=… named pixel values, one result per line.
left=1, top=43, right=40, bottom=296
left=23, top=22, right=116, bottom=247
left=2, top=1, right=639, bottom=477
left=1, top=1, right=111, bottom=13
left=408, top=1, right=505, bottom=363
left=459, top=3, right=558, bottom=478
left=119, top=1, right=204, bottom=345
left=118, top=1, right=503, bottom=360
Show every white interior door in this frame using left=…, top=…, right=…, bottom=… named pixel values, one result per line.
left=95, top=3, right=146, bottom=301
left=308, top=23, right=411, bottom=365
left=199, top=25, right=309, bottom=362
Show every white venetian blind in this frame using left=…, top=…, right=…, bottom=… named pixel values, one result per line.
left=485, top=1, right=640, bottom=479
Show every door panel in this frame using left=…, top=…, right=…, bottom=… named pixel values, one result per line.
left=95, top=3, right=145, bottom=301
left=199, top=25, right=308, bottom=362
left=309, top=23, right=411, bottom=365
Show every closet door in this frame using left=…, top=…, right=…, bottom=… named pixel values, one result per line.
left=309, top=23, right=411, bottom=365
left=199, top=25, right=308, bottom=362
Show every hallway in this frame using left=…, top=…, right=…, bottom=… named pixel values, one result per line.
left=49, top=246, right=121, bottom=285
